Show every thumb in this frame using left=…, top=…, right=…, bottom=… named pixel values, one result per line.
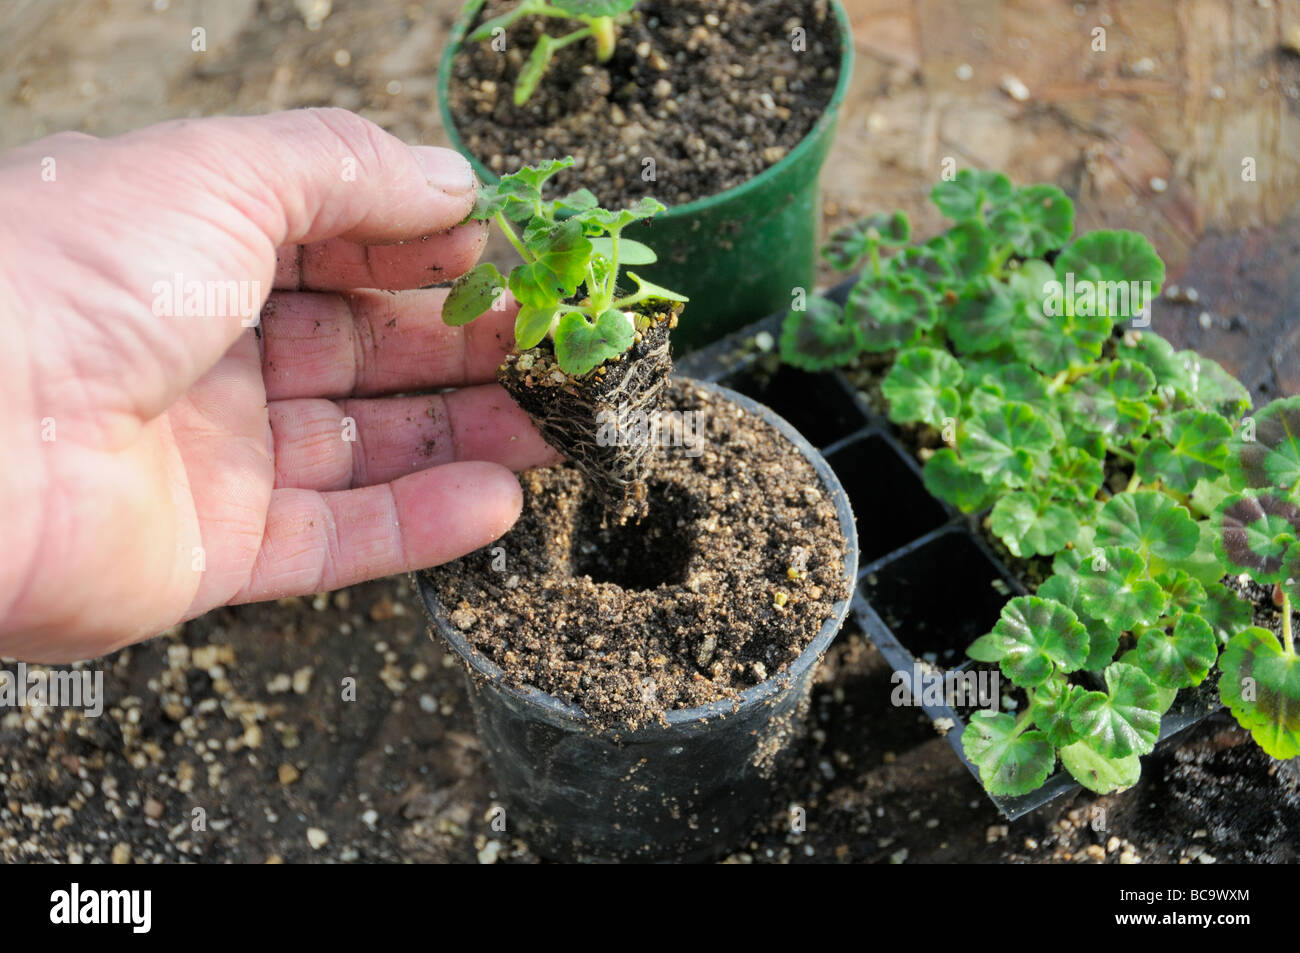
left=148, top=107, right=479, bottom=247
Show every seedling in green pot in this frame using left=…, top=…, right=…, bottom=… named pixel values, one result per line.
left=463, top=0, right=638, bottom=105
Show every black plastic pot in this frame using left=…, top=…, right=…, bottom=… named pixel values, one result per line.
left=676, top=284, right=1226, bottom=821
left=417, top=380, right=858, bottom=862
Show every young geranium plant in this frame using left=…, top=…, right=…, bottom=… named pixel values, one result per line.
left=442, top=157, right=687, bottom=523
left=783, top=167, right=1300, bottom=796
left=463, top=0, right=638, bottom=105
left=1212, top=397, right=1300, bottom=759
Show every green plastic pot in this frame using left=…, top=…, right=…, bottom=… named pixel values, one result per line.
left=436, top=1, right=854, bottom=352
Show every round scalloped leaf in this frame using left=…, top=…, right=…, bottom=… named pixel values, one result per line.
left=1202, top=582, right=1255, bottom=644
left=846, top=275, right=936, bottom=353
left=888, top=243, right=956, bottom=292
left=1037, top=573, right=1120, bottom=672
left=779, top=296, right=862, bottom=371
left=1065, top=360, right=1156, bottom=440
left=881, top=347, right=963, bottom=428
left=1118, top=330, right=1194, bottom=394
left=1219, top=627, right=1300, bottom=760
left=989, top=185, right=1075, bottom=257
left=990, top=493, right=1080, bottom=559
left=961, top=712, right=1055, bottom=797
left=941, top=221, right=995, bottom=280
left=959, top=401, right=1055, bottom=488
left=1059, top=741, right=1142, bottom=794
left=821, top=211, right=911, bottom=271
left=1212, top=491, right=1300, bottom=583
left=1153, top=569, right=1208, bottom=616
left=921, top=448, right=997, bottom=513
left=1227, top=396, right=1300, bottom=493
left=982, top=363, right=1052, bottom=409
left=1069, top=662, right=1162, bottom=759
left=1047, top=447, right=1105, bottom=504
left=968, top=595, right=1090, bottom=687
left=1012, top=302, right=1111, bottom=375
left=947, top=281, right=1026, bottom=355
left=1136, top=409, right=1232, bottom=493
left=1177, top=350, right=1251, bottom=419
left=1052, top=229, right=1165, bottom=322
left=1162, top=519, right=1226, bottom=586
left=1033, top=676, right=1086, bottom=749
left=553, top=308, right=634, bottom=376
left=930, top=169, right=1014, bottom=223
left=1078, top=546, right=1168, bottom=632
left=1136, top=614, right=1218, bottom=690
left=1093, top=491, right=1199, bottom=562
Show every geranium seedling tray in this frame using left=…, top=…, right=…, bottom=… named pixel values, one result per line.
left=675, top=278, right=1224, bottom=820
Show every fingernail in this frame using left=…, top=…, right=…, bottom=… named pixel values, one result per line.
left=412, top=146, right=475, bottom=195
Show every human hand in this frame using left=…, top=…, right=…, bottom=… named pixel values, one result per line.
left=0, top=108, right=557, bottom=662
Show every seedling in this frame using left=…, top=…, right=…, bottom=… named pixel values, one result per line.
left=463, top=0, right=638, bottom=105
left=784, top=168, right=1300, bottom=796
left=442, top=157, right=687, bottom=523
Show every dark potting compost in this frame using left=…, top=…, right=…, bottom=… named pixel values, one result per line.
left=447, top=0, right=842, bottom=207
left=498, top=303, right=680, bottom=525
left=425, top=379, right=850, bottom=731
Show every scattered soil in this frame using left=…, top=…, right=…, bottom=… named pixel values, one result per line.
left=446, top=0, right=842, bottom=206
left=425, top=379, right=850, bottom=730
left=498, top=302, right=680, bottom=524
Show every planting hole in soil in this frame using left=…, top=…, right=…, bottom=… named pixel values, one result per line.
left=828, top=433, right=947, bottom=563
left=721, top=362, right=864, bottom=449
left=861, top=530, right=1016, bottom=669
left=569, top=482, right=697, bottom=590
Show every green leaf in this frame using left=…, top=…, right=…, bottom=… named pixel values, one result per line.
left=1219, top=627, right=1300, bottom=760
left=1213, top=491, right=1300, bottom=583
left=588, top=236, right=657, bottom=265
left=1065, top=360, right=1156, bottom=440
left=1136, top=614, right=1218, bottom=690
left=1154, top=569, right=1208, bottom=616
left=930, top=169, right=1014, bottom=222
left=947, top=280, right=1025, bottom=355
left=1203, top=582, right=1255, bottom=643
left=1228, top=396, right=1300, bottom=493
left=514, top=303, right=555, bottom=351
left=1013, top=304, right=1111, bottom=376
left=888, top=243, right=955, bottom=292
left=921, top=448, right=996, bottom=512
left=550, top=0, right=639, bottom=16
left=442, top=262, right=506, bottom=327
left=1037, top=572, right=1120, bottom=671
left=573, top=197, right=665, bottom=234
left=1078, top=546, right=1168, bottom=632
left=1052, top=229, right=1165, bottom=322
left=961, top=712, right=1055, bottom=797
left=988, top=184, right=1075, bottom=257
left=1069, top=662, right=1162, bottom=758
left=821, top=211, right=911, bottom=271
left=881, top=347, right=963, bottom=428
left=959, top=401, right=1055, bottom=488
left=1034, top=677, right=1086, bottom=748
left=778, top=296, right=861, bottom=371
left=1093, top=491, right=1199, bottom=562
left=968, top=595, right=1090, bottom=687
left=554, top=187, right=599, bottom=217
left=846, top=275, right=937, bottom=352
left=1047, top=447, right=1105, bottom=504
left=509, top=218, right=592, bottom=307
left=1137, top=409, right=1232, bottom=493
left=552, top=308, right=633, bottom=376
left=619, top=270, right=688, bottom=304
left=941, top=222, right=995, bottom=280
left=1178, top=350, right=1251, bottom=419
left=989, top=493, right=1080, bottom=559
left=1059, top=741, right=1142, bottom=794
left=514, top=34, right=557, bottom=105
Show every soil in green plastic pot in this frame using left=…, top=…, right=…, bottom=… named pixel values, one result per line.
left=446, top=0, right=841, bottom=206
left=425, top=379, right=851, bottom=731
